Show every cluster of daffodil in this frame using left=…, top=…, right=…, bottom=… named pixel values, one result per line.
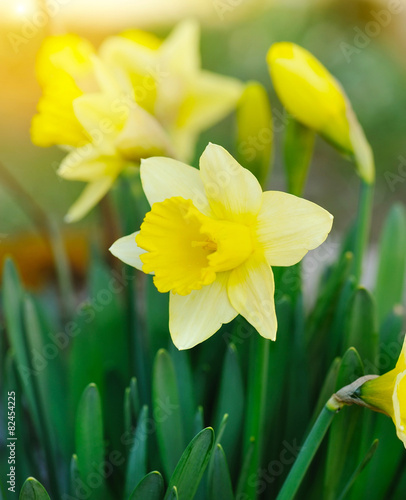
left=32, top=20, right=243, bottom=221
left=21, top=20, right=405, bottom=500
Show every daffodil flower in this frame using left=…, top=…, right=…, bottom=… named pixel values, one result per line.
left=110, top=143, right=333, bottom=349
left=31, top=22, right=243, bottom=222
left=357, top=336, right=406, bottom=447
left=267, top=42, right=374, bottom=184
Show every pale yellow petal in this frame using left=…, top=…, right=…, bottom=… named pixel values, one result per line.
left=65, top=176, right=115, bottom=223
left=58, top=147, right=121, bottom=181
left=140, top=157, right=211, bottom=215
left=109, top=232, right=146, bottom=270
left=256, top=191, right=333, bottom=267
left=100, top=35, right=157, bottom=77
left=115, top=105, right=175, bottom=161
left=169, top=273, right=237, bottom=350
left=176, top=71, right=243, bottom=132
left=393, top=371, right=406, bottom=447
left=73, top=93, right=126, bottom=138
left=160, top=19, right=200, bottom=76
left=395, top=335, right=406, bottom=371
left=199, top=143, right=262, bottom=223
left=227, top=253, right=277, bottom=340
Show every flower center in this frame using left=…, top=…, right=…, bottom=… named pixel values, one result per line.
left=136, top=196, right=254, bottom=295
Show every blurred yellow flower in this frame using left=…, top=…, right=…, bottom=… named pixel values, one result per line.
left=110, top=143, right=333, bottom=349
left=31, top=22, right=243, bottom=222
left=267, top=42, right=374, bottom=184
left=359, top=336, right=406, bottom=448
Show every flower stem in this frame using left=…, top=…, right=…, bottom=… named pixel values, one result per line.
left=352, top=180, right=374, bottom=283
left=242, top=333, right=269, bottom=499
left=276, top=398, right=341, bottom=500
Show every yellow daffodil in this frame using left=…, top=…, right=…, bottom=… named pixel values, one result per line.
left=358, top=336, right=406, bottom=447
left=100, top=20, right=243, bottom=161
left=110, top=143, right=333, bottom=350
left=31, top=22, right=242, bottom=222
left=267, top=42, right=374, bottom=184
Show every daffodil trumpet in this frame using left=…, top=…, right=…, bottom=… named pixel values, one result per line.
left=110, top=143, right=333, bottom=350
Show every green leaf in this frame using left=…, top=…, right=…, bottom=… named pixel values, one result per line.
left=165, top=487, right=178, bottom=500
left=153, top=349, right=186, bottom=479
left=344, top=288, right=378, bottom=374
left=170, top=346, right=196, bottom=442
left=75, top=383, right=107, bottom=498
left=194, top=407, right=204, bottom=436
left=19, top=477, right=50, bottom=500
left=379, top=305, right=404, bottom=372
left=124, top=377, right=140, bottom=436
left=324, top=348, right=364, bottom=500
left=213, top=344, right=244, bottom=470
left=2, top=259, right=40, bottom=432
left=164, top=428, right=214, bottom=500
left=208, top=445, right=234, bottom=500
left=306, top=251, right=353, bottom=343
left=125, top=405, right=149, bottom=499
left=128, top=471, right=164, bottom=500
left=22, top=297, right=62, bottom=496
left=69, top=454, right=81, bottom=498
left=375, top=204, right=406, bottom=324
left=235, top=438, right=255, bottom=500
left=337, top=440, right=379, bottom=500
left=284, top=117, right=315, bottom=196
left=236, top=81, right=273, bottom=187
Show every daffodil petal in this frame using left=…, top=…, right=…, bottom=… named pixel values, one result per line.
left=256, top=191, right=333, bottom=267
left=176, top=71, right=243, bottom=132
left=65, top=176, right=115, bottom=223
left=100, top=35, right=157, bottom=77
left=160, top=19, right=200, bottom=75
left=393, top=371, right=406, bottom=447
left=58, top=147, right=121, bottom=181
left=396, top=335, right=406, bottom=371
left=109, top=231, right=146, bottom=270
left=199, top=143, right=262, bottom=223
left=73, top=93, right=126, bottom=137
left=140, top=157, right=211, bottom=215
left=115, top=105, right=175, bottom=161
left=228, top=253, right=277, bottom=340
left=169, top=273, right=237, bottom=350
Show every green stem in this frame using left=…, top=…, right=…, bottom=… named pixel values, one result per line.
left=276, top=399, right=340, bottom=500
left=352, top=180, right=374, bottom=283
left=242, top=334, right=269, bottom=499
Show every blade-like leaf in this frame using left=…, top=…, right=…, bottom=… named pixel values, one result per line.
left=153, top=349, right=185, bottom=480
left=344, top=288, right=378, bottom=374
left=213, top=344, right=244, bottom=470
left=164, top=428, right=214, bottom=500
left=19, top=477, right=50, bottom=500
left=208, top=444, right=234, bottom=500
left=125, top=406, right=149, bottom=499
left=375, top=204, right=406, bottom=324
left=75, top=383, right=107, bottom=499
left=129, top=471, right=164, bottom=500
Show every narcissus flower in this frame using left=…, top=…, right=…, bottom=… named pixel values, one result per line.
left=267, top=42, right=374, bottom=184
left=110, top=143, right=333, bottom=349
left=31, top=22, right=242, bottom=222
left=358, top=336, right=406, bottom=447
